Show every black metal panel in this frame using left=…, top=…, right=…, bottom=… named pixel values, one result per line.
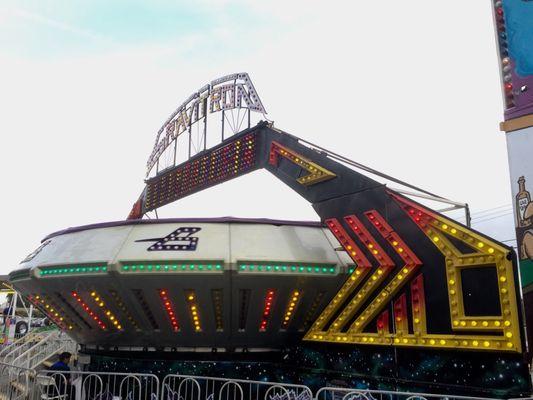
left=260, top=128, right=383, bottom=204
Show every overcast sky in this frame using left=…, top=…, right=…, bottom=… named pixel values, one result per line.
left=0, top=1, right=518, bottom=273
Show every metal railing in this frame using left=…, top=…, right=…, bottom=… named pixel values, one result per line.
left=161, top=374, right=313, bottom=400
left=0, top=331, right=37, bottom=359
left=22, top=335, right=76, bottom=370
left=11, top=331, right=60, bottom=369
left=0, top=331, right=53, bottom=364
left=38, top=370, right=160, bottom=400
left=0, top=361, right=37, bottom=400
left=315, top=387, right=499, bottom=400
left=0, top=361, right=526, bottom=400
left=3, top=330, right=77, bottom=370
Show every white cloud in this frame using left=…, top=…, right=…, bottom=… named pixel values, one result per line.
left=0, top=1, right=517, bottom=272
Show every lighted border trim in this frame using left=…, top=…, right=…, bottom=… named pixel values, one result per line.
left=239, top=262, right=336, bottom=275
left=39, top=265, right=107, bottom=277
left=122, top=262, right=223, bottom=273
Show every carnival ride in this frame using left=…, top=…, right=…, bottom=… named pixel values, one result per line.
left=5, top=72, right=532, bottom=397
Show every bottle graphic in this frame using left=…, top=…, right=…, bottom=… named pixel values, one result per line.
left=516, top=176, right=531, bottom=227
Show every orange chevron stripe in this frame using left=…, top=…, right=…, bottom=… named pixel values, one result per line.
left=347, top=210, right=422, bottom=333
left=327, top=215, right=395, bottom=332
left=364, top=210, right=422, bottom=266
left=309, top=219, right=372, bottom=332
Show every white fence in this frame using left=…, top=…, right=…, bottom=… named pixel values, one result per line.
left=0, top=368, right=525, bottom=400
left=162, top=374, right=313, bottom=400
left=39, top=370, right=160, bottom=400
left=0, top=361, right=37, bottom=400
left=315, top=387, right=503, bottom=400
